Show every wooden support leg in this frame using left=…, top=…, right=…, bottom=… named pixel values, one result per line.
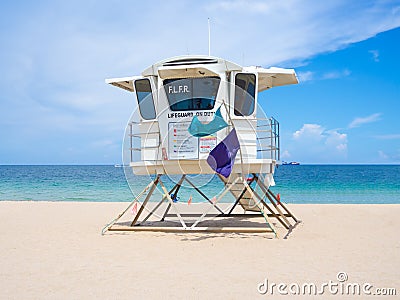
left=190, top=176, right=241, bottom=229
left=227, top=186, right=247, bottom=215
left=253, top=174, right=294, bottom=228
left=161, top=203, right=171, bottom=222
left=267, top=189, right=299, bottom=223
left=184, top=176, right=224, bottom=214
left=250, top=187, right=290, bottom=230
left=101, top=179, right=158, bottom=234
left=160, top=175, right=186, bottom=221
left=242, top=180, right=278, bottom=236
left=130, top=175, right=160, bottom=226
left=141, top=175, right=185, bottom=224
left=159, top=180, right=187, bottom=229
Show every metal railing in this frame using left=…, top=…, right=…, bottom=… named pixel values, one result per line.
left=256, top=117, right=280, bottom=161
left=128, top=117, right=280, bottom=163
left=128, top=121, right=161, bottom=162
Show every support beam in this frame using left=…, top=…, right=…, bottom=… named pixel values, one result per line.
left=266, top=189, right=299, bottom=223
left=101, top=179, right=157, bottom=235
left=184, top=176, right=224, bottom=214
left=242, top=179, right=278, bottom=236
left=141, top=175, right=185, bottom=224
left=190, top=176, right=241, bottom=229
left=253, top=174, right=293, bottom=228
left=159, top=180, right=187, bottom=228
left=130, top=175, right=160, bottom=226
left=249, top=186, right=290, bottom=230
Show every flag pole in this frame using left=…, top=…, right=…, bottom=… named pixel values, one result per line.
left=208, top=18, right=211, bottom=56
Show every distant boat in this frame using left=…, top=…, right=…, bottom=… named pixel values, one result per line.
left=282, top=161, right=300, bottom=165
left=114, top=164, right=122, bottom=168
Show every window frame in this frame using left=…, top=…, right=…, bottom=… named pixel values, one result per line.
left=233, top=73, right=256, bottom=116
left=163, top=76, right=221, bottom=111
left=134, top=78, right=157, bottom=120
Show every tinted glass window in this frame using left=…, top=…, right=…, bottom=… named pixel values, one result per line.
left=164, top=77, right=220, bottom=111
left=234, top=73, right=256, bottom=116
left=135, top=79, right=156, bottom=120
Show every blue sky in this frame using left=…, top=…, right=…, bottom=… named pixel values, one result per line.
left=0, top=0, right=399, bottom=164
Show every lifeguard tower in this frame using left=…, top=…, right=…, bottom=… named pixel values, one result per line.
left=102, top=55, right=300, bottom=237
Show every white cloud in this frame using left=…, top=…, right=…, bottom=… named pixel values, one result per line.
left=298, top=69, right=351, bottom=82
left=289, top=124, right=348, bottom=163
left=376, top=149, right=400, bottom=163
left=293, top=124, right=325, bottom=141
left=297, top=71, right=314, bottom=82
left=348, top=113, right=382, bottom=128
left=369, top=50, right=380, bottom=62
left=322, top=69, right=351, bottom=80
left=206, top=0, right=400, bottom=66
left=325, top=130, right=348, bottom=153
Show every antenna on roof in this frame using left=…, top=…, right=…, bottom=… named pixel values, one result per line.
left=208, top=18, right=211, bottom=56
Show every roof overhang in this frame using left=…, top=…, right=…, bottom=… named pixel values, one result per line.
left=105, top=57, right=298, bottom=93
left=243, top=66, right=299, bottom=92
left=105, top=76, right=143, bottom=92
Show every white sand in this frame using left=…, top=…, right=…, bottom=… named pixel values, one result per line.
left=0, top=202, right=399, bottom=299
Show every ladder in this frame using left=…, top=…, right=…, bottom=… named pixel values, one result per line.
left=218, top=173, right=300, bottom=234
left=218, top=173, right=260, bottom=212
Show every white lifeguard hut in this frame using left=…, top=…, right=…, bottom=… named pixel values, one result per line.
left=102, top=55, right=300, bottom=237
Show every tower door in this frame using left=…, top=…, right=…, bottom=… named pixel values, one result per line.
left=132, top=77, right=160, bottom=161
left=229, top=72, right=258, bottom=160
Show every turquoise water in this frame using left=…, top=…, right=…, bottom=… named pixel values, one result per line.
left=271, top=165, right=400, bottom=203
left=0, top=165, right=399, bottom=203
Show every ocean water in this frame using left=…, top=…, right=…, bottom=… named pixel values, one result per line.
left=271, top=165, right=400, bottom=203
left=0, top=165, right=399, bottom=204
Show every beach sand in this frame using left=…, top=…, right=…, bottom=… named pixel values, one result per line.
left=0, top=202, right=399, bottom=299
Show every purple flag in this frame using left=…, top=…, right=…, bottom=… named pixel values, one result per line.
left=207, top=129, right=240, bottom=178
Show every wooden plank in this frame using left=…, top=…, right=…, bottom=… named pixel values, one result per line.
left=190, top=176, right=241, bottom=229
left=266, top=189, right=299, bottom=223
left=159, top=180, right=187, bottom=228
left=242, top=180, right=278, bottom=237
left=108, top=226, right=274, bottom=233
left=164, top=213, right=292, bottom=218
left=146, top=175, right=185, bottom=223
left=130, top=176, right=160, bottom=226
left=253, top=174, right=292, bottom=228
left=250, top=189, right=290, bottom=230
left=101, top=179, right=157, bottom=235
